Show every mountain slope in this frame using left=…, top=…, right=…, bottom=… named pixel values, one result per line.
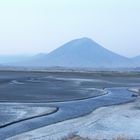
left=132, top=55, right=140, bottom=60
left=131, top=55, right=140, bottom=67
left=14, top=38, right=136, bottom=68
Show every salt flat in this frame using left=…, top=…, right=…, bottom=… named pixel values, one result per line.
left=9, top=93, right=140, bottom=140
left=0, top=104, right=57, bottom=128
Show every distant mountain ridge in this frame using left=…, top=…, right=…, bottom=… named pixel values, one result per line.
left=0, top=55, right=31, bottom=64
left=4, top=37, right=139, bottom=68
left=6, top=53, right=47, bottom=66
left=132, top=55, right=140, bottom=61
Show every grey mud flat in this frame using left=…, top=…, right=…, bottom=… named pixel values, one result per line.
left=0, top=71, right=139, bottom=139
left=0, top=71, right=140, bottom=102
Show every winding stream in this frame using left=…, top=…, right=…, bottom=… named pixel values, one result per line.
left=0, top=87, right=136, bottom=139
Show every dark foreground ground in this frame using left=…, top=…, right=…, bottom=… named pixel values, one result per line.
left=0, top=71, right=140, bottom=102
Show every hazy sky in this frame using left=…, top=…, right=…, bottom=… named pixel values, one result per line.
left=0, top=0, right=140, bottom=57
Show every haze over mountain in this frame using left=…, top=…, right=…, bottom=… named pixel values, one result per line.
left=12, top=37, right=137, bottom=68
left=7, top=53, right=47, bottom=66
left=0, top=55, right=32, bottom=64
